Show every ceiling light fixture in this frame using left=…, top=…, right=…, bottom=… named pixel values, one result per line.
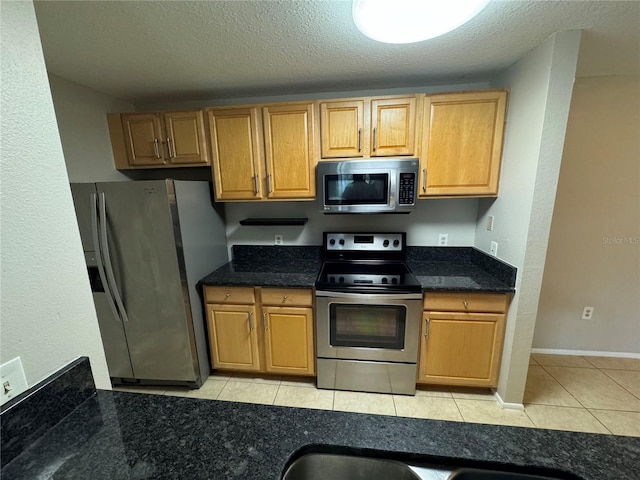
left=352, top=0, right=491, bottom=44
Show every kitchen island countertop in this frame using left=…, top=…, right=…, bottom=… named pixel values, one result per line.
left=3, top=389, right=639, bottom=480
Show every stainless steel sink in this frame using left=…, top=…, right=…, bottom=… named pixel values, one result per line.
left=281, top=452, right=448, bottom=480
left=280, top=449, right=584, bottom=480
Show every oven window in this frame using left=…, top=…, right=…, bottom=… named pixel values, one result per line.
left=329, top=304, right=406, bottom=349
left=324, top=173, right=389, bottom=205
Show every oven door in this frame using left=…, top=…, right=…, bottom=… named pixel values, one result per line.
left=315, top=291, right=421, bottom=363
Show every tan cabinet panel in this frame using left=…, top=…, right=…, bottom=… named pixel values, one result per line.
left=262, top=306, right=315, bottom=375
left=261, top=288, right=313, bottom=307
left=263, top=103, right=316, bottom=199
left=208, top=108, right=264, bottom=200
left=121, top=113, right=166, bottom=166
left=371, top=97, right=416, bottom=156
left=423, top=293, right=509, bottom=313
left=420, top=91, right=507, bottom=196
left=204, top=286, right=256, bottom=305
left=164, top=110, right=208, bottom=165
left=206, top=304, right=261, bottom=371
left=320, top=100, right=365, bottom=158
left=418, top=311, right=505, bottom=387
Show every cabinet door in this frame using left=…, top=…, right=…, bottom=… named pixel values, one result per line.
left=262, top=103, right=317, bottom=199
left=164, top=110, right=209, bottom=165
left=320, top=100, right=365, bottom=158
left=208, top=108, right=264, bottom=200
left=206, top=304, right=261, bottom=371
left=262, top=306, right=315, bottom=375
left=370, top=97, right=416, bottom=157
left=420, top=91, right=507, bottom=197
left=121, top=113, right=166, bottom=166
left=418, top=311, right=505, bottom=387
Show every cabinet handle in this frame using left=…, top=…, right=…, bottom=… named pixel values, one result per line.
left=424, top=318, right=430, bottom=338
left=153, top=138, right=160, bottom=159
left=225, top=292, right=231, bottom=298
left=422, top=168, right=427, bottom=192
left=262, top=312, right=268, bottom=331
left=267, top=173, right=272, bottom=194
left=463, top=301, right=469, bottom=309
left=248, top=311, right=254, bottom=331
left=357, top=128, right=362, bottom=152
left=166, top=137, right=175, bottom=159
left=282, top=295, right=287, bottom=303
left=253, top=174, right=260, bottom=194
left=372, top=127, right=377, bottom=152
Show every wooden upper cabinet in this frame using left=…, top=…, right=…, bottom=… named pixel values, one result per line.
left=371, top=97, right=416, bottom=156
left=420, top=91, right=507, bottom=197
left=114, top=110, right=209, bottom=169
left=262, top=103, right=317, bottom=199
left=208, top=108, right=264, bottom=201
left=319, top=96, right=417, bottom=159
left=121, top=113, right=166, bottom=166
left=320, top=100, right=365, bottom=158
left=163, top=110, right=208, bottom=165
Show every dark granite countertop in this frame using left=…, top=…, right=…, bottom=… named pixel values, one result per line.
left=198, top=245, right=517, bottom=293
left=3, top=390, right=639, bottom=480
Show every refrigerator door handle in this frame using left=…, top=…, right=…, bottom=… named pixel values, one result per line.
left=99, top=192, right=130, bottom=323
left=91, top=193, right=121, bottom=323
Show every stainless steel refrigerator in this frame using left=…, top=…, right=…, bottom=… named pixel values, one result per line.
left=71, top=180, right=228, bottom=388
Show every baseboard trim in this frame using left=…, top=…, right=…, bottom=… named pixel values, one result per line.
left=494, top=391, right=524, bottom=410
left=531, top=348, right=640, bottom=359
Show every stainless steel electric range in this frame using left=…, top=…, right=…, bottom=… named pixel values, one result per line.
left=315, top=232, right=422, bottom=395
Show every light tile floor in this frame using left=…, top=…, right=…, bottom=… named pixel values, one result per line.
left=113, top=354, right=640, bottom=437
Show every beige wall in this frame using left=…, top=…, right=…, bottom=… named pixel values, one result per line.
left=476, top=31, right=582, bottom=405
left=0, top=1, right=110, bottom=388
left=48, top=74, right=133, bottom=182
left=534, top=76, right=640, bottom=354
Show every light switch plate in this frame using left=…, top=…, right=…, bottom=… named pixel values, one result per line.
left=1, top=357, right=28, bottom=406
left=490, top=241, right=498, bottom=257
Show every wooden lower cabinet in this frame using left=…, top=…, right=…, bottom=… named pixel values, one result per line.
left=262, top=306, right=315, bottom=375
left=204, top=286, right=315, bottom=376
left=206, top=304, right=261, bottom=371
left=418, top=293, right=509, bottom=388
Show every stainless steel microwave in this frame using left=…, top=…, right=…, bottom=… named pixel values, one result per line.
left=317, top=158, right=419, bottom=214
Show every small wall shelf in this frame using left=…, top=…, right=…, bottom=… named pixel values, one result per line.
left=239, top=218, right=308, bottom=226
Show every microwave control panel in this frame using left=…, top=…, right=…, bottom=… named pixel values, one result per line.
left=398, top=172, right=416, bottom=205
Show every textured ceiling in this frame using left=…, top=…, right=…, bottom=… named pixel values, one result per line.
left=33, top=0, right=640, bottom=103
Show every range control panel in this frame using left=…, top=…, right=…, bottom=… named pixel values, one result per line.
left=325, top=233, right=404, bottom=252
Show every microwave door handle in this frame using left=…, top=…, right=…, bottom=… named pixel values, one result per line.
left=99, top=192, right=130, bottom=323
left=91, top=193, right=121, bottom=323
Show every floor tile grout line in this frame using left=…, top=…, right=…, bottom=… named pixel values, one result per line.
left=452, top=397, right=466, bottom=423
left=539, top=364, right=587, bottom=409
left=598, top=368, right=640, bottom=400
left=582, top=406, right=614, bottom=435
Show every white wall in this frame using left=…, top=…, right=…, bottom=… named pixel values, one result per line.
left=225, top=199, right=478, bottom=253
left=534, top=75, right=640, bottom=354
left=0, top=1, right=110, bottom=389
left=475, top=31, right=582, bottom=404
left=48, top=74, right=134, bottom=182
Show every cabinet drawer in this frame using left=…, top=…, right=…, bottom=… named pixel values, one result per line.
left=204, top=286, right=255, bottom=305
left=261, top=288, right=313, bottom=307
left=423, top=293, right=508, bottom=313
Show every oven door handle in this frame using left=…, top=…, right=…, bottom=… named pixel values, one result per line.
left=315, top=290, right=422, bottom=301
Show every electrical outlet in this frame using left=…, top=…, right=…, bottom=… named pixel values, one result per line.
left=438, top=234, right=448, bottom=246
left=274, top=234, right=283, bottom=245
left=490, top=241, right=498, bottom=256
left=487, top=215, right=494, bottom=231
left=1, top=357, right=28, bottom=406
left=581, top=306, right=594, bottom=320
